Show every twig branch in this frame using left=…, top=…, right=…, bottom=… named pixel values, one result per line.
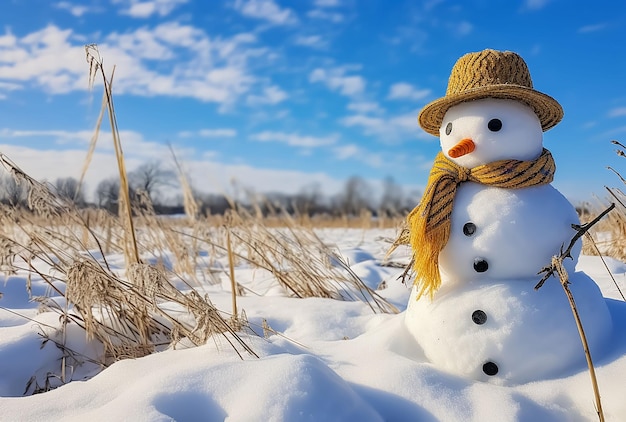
left=611, top=139, right=626, bottom=157
left=396, top=256, right=415, bottom=286
left=535, top=203, right=616, bottom=422
left=607, top=166, right=626, bottom=185
left=535, top=203, right=615, bottom=290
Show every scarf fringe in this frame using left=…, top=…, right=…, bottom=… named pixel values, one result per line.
left=408, top=206, right=448, bottom=299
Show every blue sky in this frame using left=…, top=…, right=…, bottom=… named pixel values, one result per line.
left=0, top=0, right=625, bottom=205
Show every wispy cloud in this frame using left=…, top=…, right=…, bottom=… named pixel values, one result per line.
left=0, top=128, right=168, bottom=157
left=522, top=0, right=551, bottom=11
left=293, top=35, right=327, bottom=49
left=112, top=0, right=188, bottom=18
left=231, top=0, right=298, bottom=26
left=347, top=101, right=384, bottom=114
left=387, top=82, right=430, bottom=101
left=177, top=129, right=238, bottom=138
left=578, top=23, right=608, bottom=33
left=250, top=131, right=338, bottom=148
left=313, top=0, right=340, bottom=7
left=454, top=21, right=473, bottom=36
left=333, top=143, right=383, bottom=168
left=54, top=1, right=99, bottom=17
left=309, top=66, right=365, bottom=97
left=609, top=107, right=626, bottom=118
left=246, top=85, right=288, bottom=105
left=0, top=128, right=93, bottom=143
left=307, top=9, right=344, bottom=23
left=0, top=81, right=22, bottom=99
left=340, top=111, right=425, bottom=142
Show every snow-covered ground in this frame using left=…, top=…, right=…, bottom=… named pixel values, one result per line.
left=1, top=228, right=625, bottom=421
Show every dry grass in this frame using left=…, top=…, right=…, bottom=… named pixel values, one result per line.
left=580, top=142, right=626, bottom=263
left=0, top=147, right=399, bottom=394
left=581, top=198, right=626, bottom=262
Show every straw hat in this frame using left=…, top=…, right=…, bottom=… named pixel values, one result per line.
left=418, top=49, right=563, bottom=136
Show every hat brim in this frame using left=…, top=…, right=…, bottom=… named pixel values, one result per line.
left=417, top=84, right=564, bottom=136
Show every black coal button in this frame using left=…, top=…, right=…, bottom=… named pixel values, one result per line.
left=473, top=258, right=488, bottom=273
left=483, top=361, right=499, bottom=376
left=463, top=222, right=476, bottom=236
left=472, top=310, right=487, bottom=325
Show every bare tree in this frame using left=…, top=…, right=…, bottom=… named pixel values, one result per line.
left=195, top=192, right=232, bottom=216
left=0, top=174, right=27, bottom=207
left=95, top=177, right=120, bottom=213
left=128, top=161, right=176, bottom=205
left=402, top=188, right=422, bottom=213
left=335, top=176, right=372, bottom=216
left=379, top=176, right=404, bottom=216
left=293, top=183, right=323, bottom=215
left=54, top=177, right=86, bottom=206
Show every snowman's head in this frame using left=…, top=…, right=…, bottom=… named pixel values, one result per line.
left=439, top=98, right=544, bottom=168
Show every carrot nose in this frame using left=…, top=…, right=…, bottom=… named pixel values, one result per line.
left=448, top=138, right=475, bottom=158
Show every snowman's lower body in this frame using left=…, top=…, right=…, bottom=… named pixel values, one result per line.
left=404, top=272, right=612, bottom=385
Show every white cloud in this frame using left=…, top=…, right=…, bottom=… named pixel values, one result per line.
left=104, top=26, right=177, bottom=60
left=0, top=128, right=178, bottom=200
left=333, top=143, right=383, bottom=168
left=0, top=141, right=350, bottom=201
left=294, top=35, right=326, bottom=49
left=250, top=131, right=338, bottom=148
left=347, top=101, right=383, bottom=114
left=247, top=85, right=288, bottom=105
left=309, top=67, right=365, bottom=97
left=609, top=107, right=626, bottom=118
left=0, top=31, right=17, bottom=47
left=0, top=128, right=169, bottom=157
left=177, top=129, right=238, bottom=138
left=307, top=9, right=344, bottom=23
left=578, top=23, right=608, bottom=34
left=341, top=115, right=385, bottom=132
left=232, top=0, right=298, bottom=26
left=0, top=26, right=86, bottom=94
left=333, top=143, right=359, bottom=159
left=314, top=0, right=340, bottom=7
left=54, top=1, right=97, bottom=17
left=340, top=111, right=426, bottom=142
left=522, top=0, right=551, bottom=10
left=185, top=160, right=345, bottom=197
left=455, top=21, right=473, bottom=36
left=112, top=0, right=188, bottom=18
left=387, top=82, right=430, bottom=101
left=0, top=23, right=267, bottom=105
left=0, top=81, right=22, bottom=99
left=0, top=129, right=92, bottom=144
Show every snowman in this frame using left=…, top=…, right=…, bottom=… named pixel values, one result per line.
left=403, top=49, right=612, bottom=384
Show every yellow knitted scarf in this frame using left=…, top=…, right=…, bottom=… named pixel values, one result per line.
left=408, top=148, right=556, bottom=299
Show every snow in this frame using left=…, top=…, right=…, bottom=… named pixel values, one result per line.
left=438, top=183, right=581, bottom=282
left=0, top=228, right=625, bottom=421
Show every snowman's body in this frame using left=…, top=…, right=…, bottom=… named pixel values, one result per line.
left=404, top=98, right=612, bottom=384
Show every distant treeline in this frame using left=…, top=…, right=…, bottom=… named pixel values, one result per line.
left=0, top=161, right=421, bottom=217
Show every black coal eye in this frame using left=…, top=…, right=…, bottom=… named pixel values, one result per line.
left=445, top=122, right=452, bottom=135
left=488, top=119, right=502, bottom=132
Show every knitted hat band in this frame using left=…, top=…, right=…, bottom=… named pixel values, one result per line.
left=418, top=49, right=564, bottom=136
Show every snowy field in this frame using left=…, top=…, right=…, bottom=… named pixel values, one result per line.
left=1, top=227, right=626, bottom=421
